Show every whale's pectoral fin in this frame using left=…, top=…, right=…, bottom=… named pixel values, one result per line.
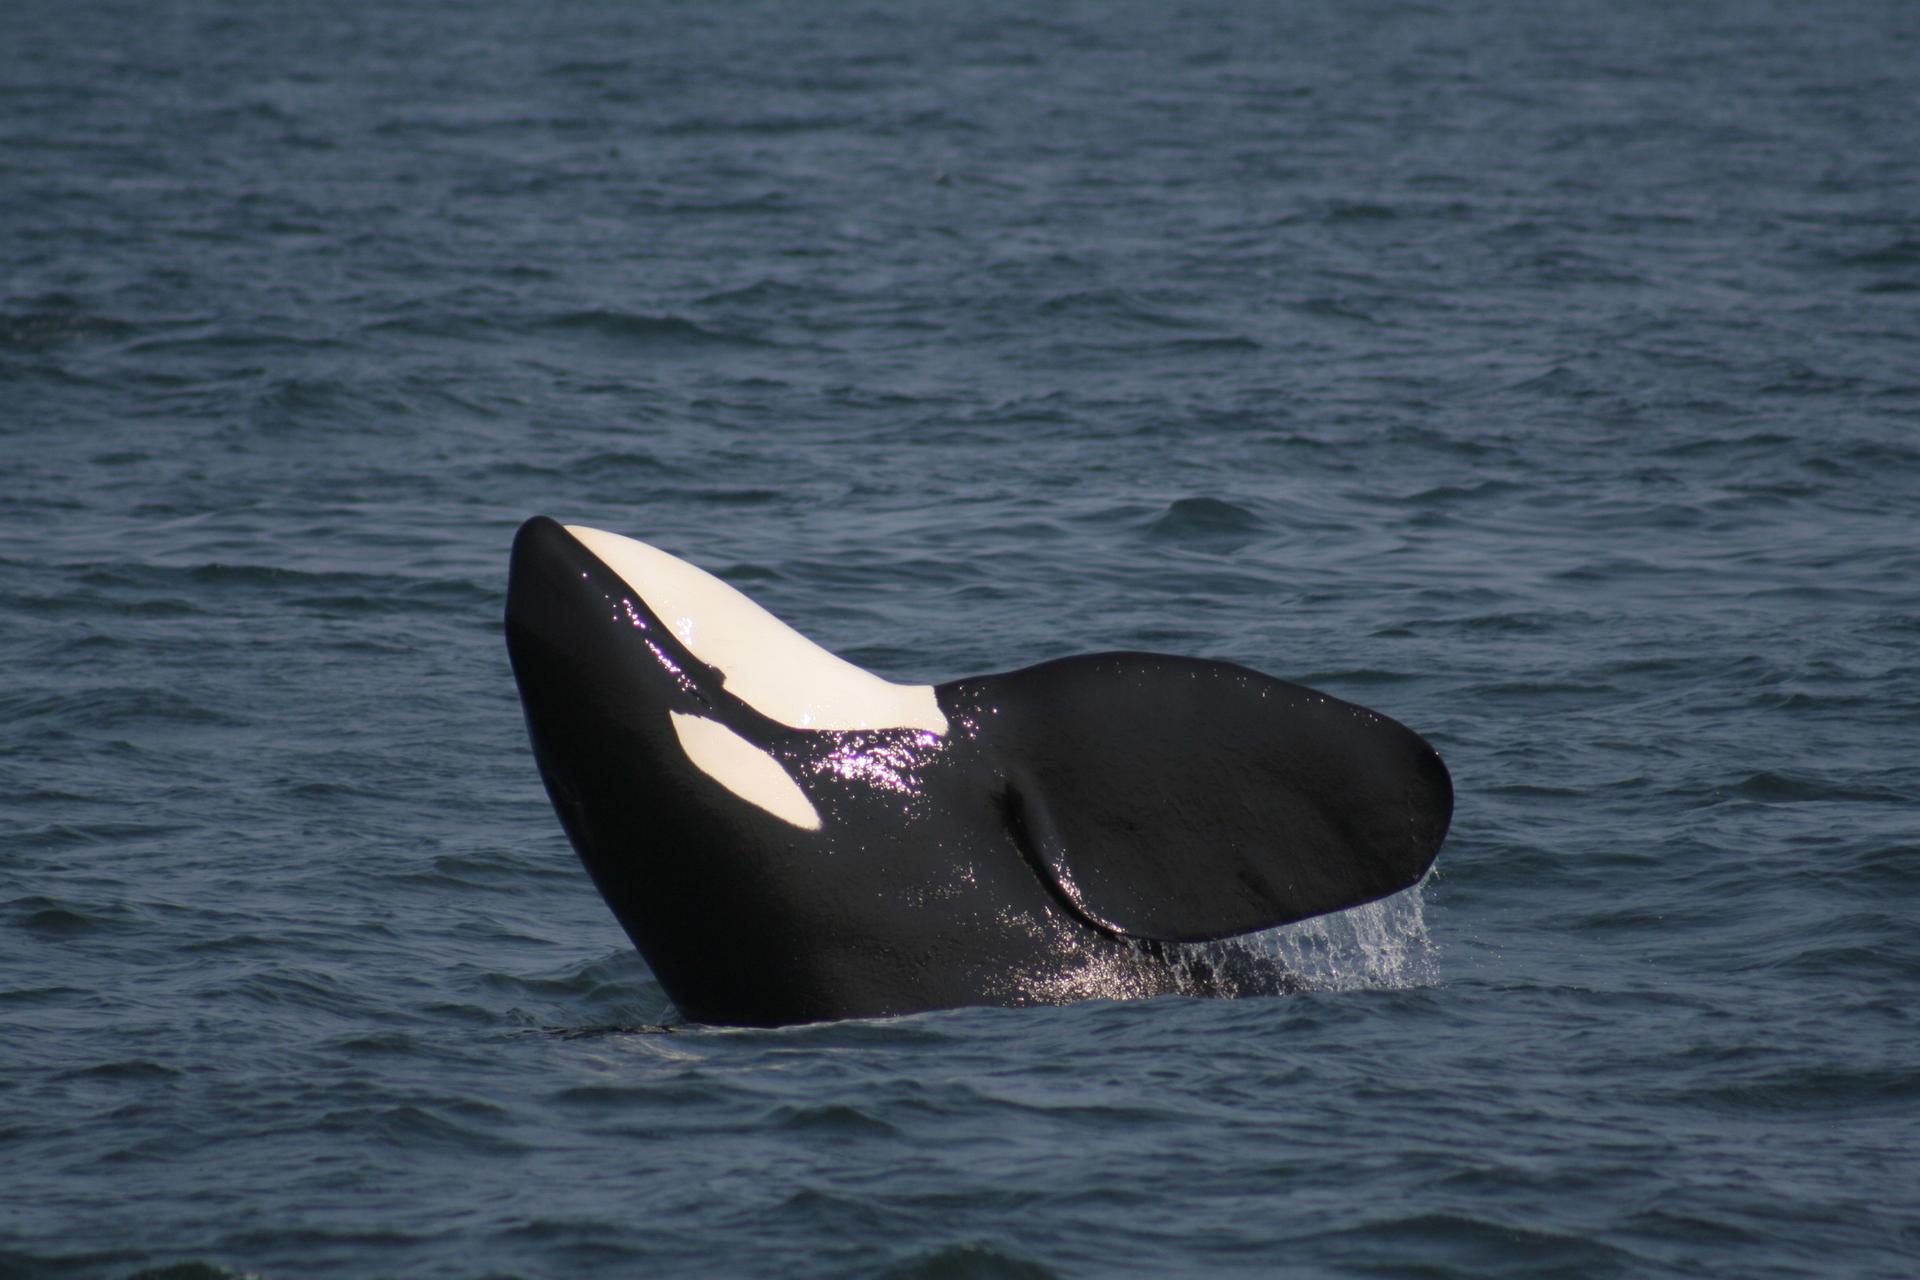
left=953, top=653, right=1452, bottom=943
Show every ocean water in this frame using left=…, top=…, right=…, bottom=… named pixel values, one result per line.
left=4, top=0, right=1918, bottom=1276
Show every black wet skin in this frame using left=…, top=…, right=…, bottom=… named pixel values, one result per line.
left=505, top=516, right=1450, bottom=1027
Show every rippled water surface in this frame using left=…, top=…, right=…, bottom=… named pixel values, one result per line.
left=4, top=1, right=1918, bottom=1276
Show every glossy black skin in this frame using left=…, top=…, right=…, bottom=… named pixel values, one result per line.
left=504, top=516, right=1451, bottom=1027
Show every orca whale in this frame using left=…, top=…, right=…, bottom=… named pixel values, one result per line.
left=504, top=516, right=1451, bottom=1027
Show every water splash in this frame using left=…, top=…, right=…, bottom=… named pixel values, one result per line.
left=1238, top=885, right=1438, bottom=993
left=998, top=884, right=1437, bottom=1009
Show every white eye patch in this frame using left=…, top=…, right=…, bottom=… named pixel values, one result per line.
left=669, top=712, right=822, bottom=832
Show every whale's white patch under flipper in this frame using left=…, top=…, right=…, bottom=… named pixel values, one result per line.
left=668, top=711, right=821, bottom=831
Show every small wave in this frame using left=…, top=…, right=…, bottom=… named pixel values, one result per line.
left=1830, top=235, right=1920, bottom=268
left=120, top=1262, right=251, bottom=1280
left=0, top=685, right=249, bottom=730
left=567, top=449, right=672, bottom=476
left=495, top=1216, right=648, bottom=1253
left=544, top=57, right=634, bottom=78
left=215, top=1224, right=425, bottom=1256
left=1163, top=334, right=1261, bottom=353
left=1804, top=438, right=1920, bottom=471
left=177, top=562, right=345, bottom=588
left=1504, top=365, right=1607, bottom=397
left=1549, top=556, right=1683, bottom=582
left=7, top=901, right=133, bottom=940
left=659, top=114, right=859, bottom=136
left=1286, top=295, right=1377, bottom=324
left=17, top=906, right=105, bottom=937
left=423, top=851, right=564, bottom=888
left=327, top=1032, right=426, bottom=1057
left=1427, top=611, right=1565, bottom=635
left=1305, top=1210, right=1640, bottom=1273
left=1317, top=199, right=1402, bottom=223
left=766, top=1102, right=901, bottom=1138
left=0, top=1258, right=249, bottom=1280
left=1759, top=368, right=1865, bottom=397
left=1299, top=667, right=1419, bottom=687
left=1144, top=496, right=1265, bottom=548
left=9, top=820, right=192, bottom=852
left=546, top=308, right=771, bottom=349
left=716, top=560, right=785, bottom=583
left=319, top=1102, right=525, bottom=1154
left=1676, top=1062, right=1920, bottom=1115
left=0, top=985, right=88, bottom=1007
left=1842, top=842, right=1920, bottom=891
left=1650, top=429, right=1796, bottom=459
left=696, top=278, right=822, bottom=307
left=549, top=1077, right=727, bottom=1114
left=223, top=969, right=361, bottom=1017
left=54, top=1060, right=183, bottom=1082
left=1037, top=288, right=1187, bottom=329
left=1727, top=770, right=1907, bottom=805
left=1398, top=478, right=1525, bottom=505
left=691, top=486, right=787, bottom=507
left=0, top=300, right=136, bottom=351
left=480, top=950, right=672, bottom=1028
left=179, top=933, right=285, bottom=956
left=879, top=1242, right=1061, bottom=1280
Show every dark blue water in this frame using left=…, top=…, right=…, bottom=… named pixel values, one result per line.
left=4, top=1, right=1918, bottom=1276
